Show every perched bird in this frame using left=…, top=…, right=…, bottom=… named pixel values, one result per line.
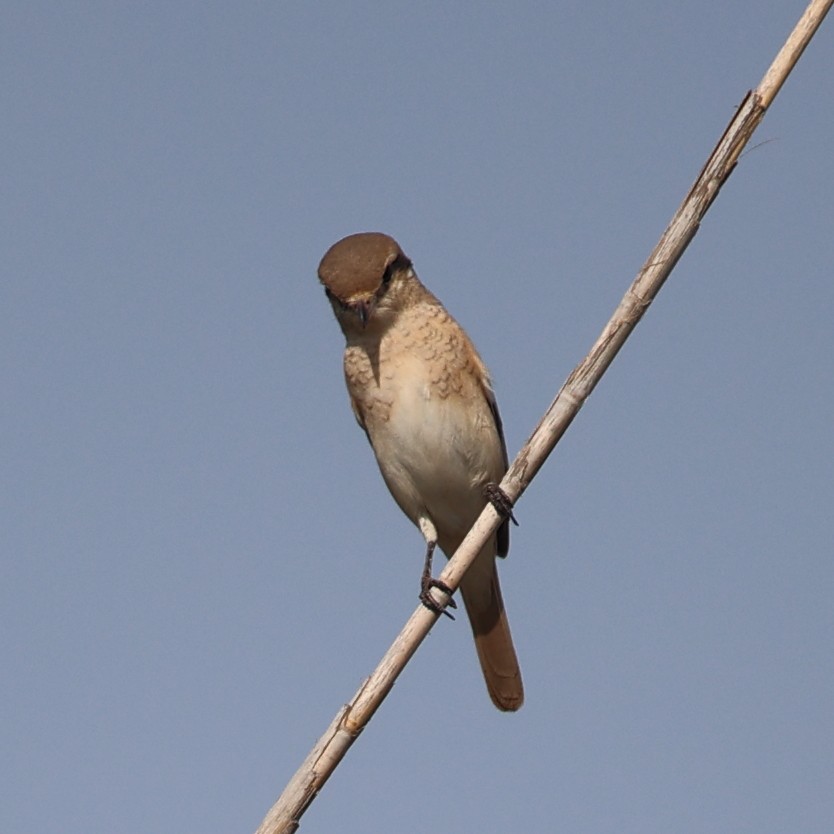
left=318, top=232, right=523, bottom=711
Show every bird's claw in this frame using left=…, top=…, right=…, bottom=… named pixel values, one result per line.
left=484, top=483, right=519, bottom=526
left=420, top=577, right=458, bottom=620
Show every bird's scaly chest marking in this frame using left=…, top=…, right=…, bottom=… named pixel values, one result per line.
left=344, top=304, right=471, bottom=432
left=345, top=305, right=499, bottom=519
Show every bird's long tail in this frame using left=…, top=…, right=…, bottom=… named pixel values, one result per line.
left=459, top=550, right=524, bottom=712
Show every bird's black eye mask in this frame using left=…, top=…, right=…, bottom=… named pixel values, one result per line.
left=380, top=253, right=412, bottom=290
left=323, top=286, right=346, bottom=308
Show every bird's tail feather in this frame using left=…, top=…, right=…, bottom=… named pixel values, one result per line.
left=460, top=561, right=524, bottom=712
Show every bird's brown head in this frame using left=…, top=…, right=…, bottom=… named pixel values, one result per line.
left=318, top=232, right=414, bottom=331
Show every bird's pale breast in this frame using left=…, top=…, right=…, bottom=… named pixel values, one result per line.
left=345, top=303, right=504, bottom=543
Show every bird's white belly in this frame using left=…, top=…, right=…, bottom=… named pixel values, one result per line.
left=369, top=374, right=497, bottom=540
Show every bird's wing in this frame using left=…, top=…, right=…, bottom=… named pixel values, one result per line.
left=478, top=374, right=511, bottom=559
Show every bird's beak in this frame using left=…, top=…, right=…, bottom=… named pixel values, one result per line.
left=348, top=296, right=375, bottom=327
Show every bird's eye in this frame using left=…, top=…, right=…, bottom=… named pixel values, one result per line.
left=381, top=265, right=394, bottom=285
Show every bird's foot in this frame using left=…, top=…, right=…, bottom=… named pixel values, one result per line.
left=419, top=539, right=457, bottom=619
left=484, top=483, right=519, bottom=526
left=419, top=576, right=458, bottom=620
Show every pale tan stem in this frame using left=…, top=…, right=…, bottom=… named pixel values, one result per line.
left=255, top=2, right=833, bottom=831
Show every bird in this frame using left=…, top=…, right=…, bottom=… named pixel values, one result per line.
left=317, top=232, right=523, bottom=711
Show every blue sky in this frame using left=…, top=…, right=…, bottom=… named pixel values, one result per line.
left=3, top=3, right=833, bottom=832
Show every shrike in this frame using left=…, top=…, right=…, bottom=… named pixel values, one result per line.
left=318, top=232, right=523, bottom=711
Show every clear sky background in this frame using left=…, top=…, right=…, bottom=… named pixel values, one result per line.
left=3, top=3, right=833, bottom=833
